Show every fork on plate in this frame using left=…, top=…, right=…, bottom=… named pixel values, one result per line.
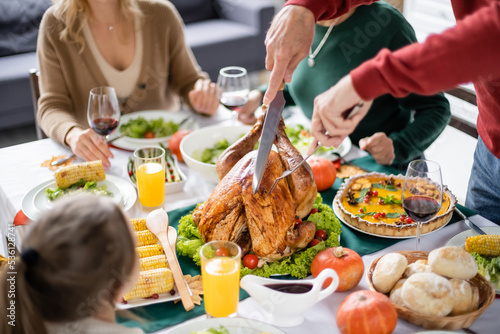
left=267, top=144, right=321, bottom=195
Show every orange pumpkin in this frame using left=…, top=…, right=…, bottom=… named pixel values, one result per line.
left=311, top=247, right=364, bottom=291
left=307, top=156, right=337, bottom=191
left=337, top=290, right=397, bottom=334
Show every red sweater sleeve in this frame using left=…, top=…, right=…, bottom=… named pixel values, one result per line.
left=285, top=0, right=377, bottom=21
left=351, top=2, right=500, bottom=99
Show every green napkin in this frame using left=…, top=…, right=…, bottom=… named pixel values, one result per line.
left=118, top=155, right=475, bottom=332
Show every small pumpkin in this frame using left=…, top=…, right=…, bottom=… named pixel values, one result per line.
left=307, top=156, right=337, bottom=191
left=337, top=290, right=397, bottom=334
left=311, top=247, right=364, bottom=291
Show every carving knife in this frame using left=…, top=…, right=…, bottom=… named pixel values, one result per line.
left=454, top=207, right=487, bottom=235
left=252, top=82, right=285, bottom=194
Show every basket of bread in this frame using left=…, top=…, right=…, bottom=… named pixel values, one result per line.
left=367, top=247, right=495, bottom=330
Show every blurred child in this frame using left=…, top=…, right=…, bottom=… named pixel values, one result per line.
left=1, top=195, right=141, bottom=334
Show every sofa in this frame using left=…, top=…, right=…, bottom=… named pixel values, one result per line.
left=0, top=0, right=275, bottom=131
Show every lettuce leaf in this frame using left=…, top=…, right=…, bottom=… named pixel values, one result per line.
left=177, top=193, right=342, bottom=278
left=472, top=252, right=500, bottom=289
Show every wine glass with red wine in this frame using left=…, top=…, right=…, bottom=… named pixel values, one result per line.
left=216, top=66, right=250, bottom=125
left=401, top=160, right=443, bottom=250
left=87, top=86, right=120, bottom=140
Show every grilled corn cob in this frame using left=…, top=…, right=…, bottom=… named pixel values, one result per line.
left=140, top=254, right=168, bottom=271
left=136, top=230, right=159, bottom=247
left=123, top=268, right=174, bottom=301
left=54, top=160, right=105, bottom=189
left=131, top=218, right=148, bottom=232
left=465, top=234, right=500, bottom=257
left=136, top=244, right=164, bottom=258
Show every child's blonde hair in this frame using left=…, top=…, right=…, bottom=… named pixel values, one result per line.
left=51, top=0, right=143, bottom=53
left=1, top=195, right=137, bottom=334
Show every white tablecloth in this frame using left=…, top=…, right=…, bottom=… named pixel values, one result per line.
left=0, top=107, right=497, bottom=334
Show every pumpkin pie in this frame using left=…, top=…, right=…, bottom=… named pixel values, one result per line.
left=334, top=172, right=456, bottom=237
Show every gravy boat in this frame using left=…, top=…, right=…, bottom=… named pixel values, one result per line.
left=240, top=269, right=339, bottom=327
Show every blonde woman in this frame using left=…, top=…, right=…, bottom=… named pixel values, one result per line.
left=0, top=195, right=141, bottom=334
left=37, top=0, right=219, bottom=168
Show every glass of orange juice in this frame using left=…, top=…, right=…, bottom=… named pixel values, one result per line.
left=134, top=147, right=165, bottom=208
left=200, top=240, right=241, bottom=318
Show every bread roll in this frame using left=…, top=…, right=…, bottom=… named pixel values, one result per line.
left=403, top=262, right=431, bottom=278
left=401, top=272, right=454, bottom=317
left=372, top=253, right=408, bottom=293
left=449, top=278, right=475, bottom=315
left=428, top=246, right=478, bottom=279
left=389, top=278, right=406, bottom=306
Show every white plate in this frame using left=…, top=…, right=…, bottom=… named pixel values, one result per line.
left=445, top=226, right=500, bottom=294
left=166, top=317, right=286, bottom=334
left=332, top=200, right=452, bottom=239
left=22, top=175, right=137, bottom=221
left=445, top=226, right=500, bottom=247
left=111, top=110, right=197, bottom=151
left=320, top=136, right=352, bottom=160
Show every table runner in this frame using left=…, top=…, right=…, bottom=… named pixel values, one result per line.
left=118, top=156, right=475, bottom=332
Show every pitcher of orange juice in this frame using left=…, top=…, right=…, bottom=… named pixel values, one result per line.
left=200, top=240, right=241, bottom=318
left=134, top=147, right=165, bottom=208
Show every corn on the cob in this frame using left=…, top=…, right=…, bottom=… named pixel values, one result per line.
left=136, top=230, right=158, bottom=247
left=131, top=218, right=148, bottom=232
left=140, top=254, right=168, bottom=271
left=123, top=268, right=174, bottom=301
left=54, top=160, right=105, bottom=189
left=136, top=244, right=164, bottom=258
left=465, top=234, right=500, bottom=257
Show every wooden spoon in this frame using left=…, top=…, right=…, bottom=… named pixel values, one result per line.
left=146, top=209, right=194, bottom=311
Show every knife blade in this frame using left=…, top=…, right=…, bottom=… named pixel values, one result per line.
left=455, top=207, right=487, bottom=235
left=252, top=84, right=286, bottom=194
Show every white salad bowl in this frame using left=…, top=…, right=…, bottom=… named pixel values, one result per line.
left=180, top=124, right=252, bottom=184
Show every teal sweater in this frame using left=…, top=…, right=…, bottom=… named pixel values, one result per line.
left=264, top=2, right=451, bottom=169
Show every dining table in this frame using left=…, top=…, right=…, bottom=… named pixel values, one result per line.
left=0, top=106, right=498, bottom=334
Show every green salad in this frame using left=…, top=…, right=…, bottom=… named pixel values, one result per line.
left=120, top=116, right=179, bottom=138
left=200, top=139, right=231, bottom=164
left=177, top=193, right=342, bottom=278
left=471, top=252, right=500, bottom=290
left=46, top=179, right=112, bottom=201
left=285, top=124, right=336, bottom=156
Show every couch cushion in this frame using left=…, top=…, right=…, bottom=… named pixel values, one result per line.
left=168, top=0, right=218, bottom=24
left=184, top=20, right=263, bottom=80
left=0, top=0, right=51, bottom=57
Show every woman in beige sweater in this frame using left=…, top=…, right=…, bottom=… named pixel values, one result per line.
left=37, top=0, right=219, bottom=168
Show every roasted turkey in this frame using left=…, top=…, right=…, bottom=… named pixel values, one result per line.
left=193, top=112, right=318, bottom=264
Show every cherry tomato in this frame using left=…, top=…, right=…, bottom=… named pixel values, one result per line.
left=152, top=293, right=159, bottom=299
left=243, top=254, right=259, bottom=269
left=215, top=247, right=229, bottom=257
left=309, top=238, right=321, bottom=247
left=315, top=229, right=328, bottom=241
left=144, top=131, right=155, bottom=139
left=309, top=208, right=319, bottom=215
left=295, top=218, right=303, bottom=227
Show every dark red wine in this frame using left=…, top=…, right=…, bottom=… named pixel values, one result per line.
left=221, top=96, right=247, bottom=112
left=264, top=283, right=313, bottom=294
left=403, top=196, right=440, bottom=221
left=91, top=117, right=119, bottom=136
